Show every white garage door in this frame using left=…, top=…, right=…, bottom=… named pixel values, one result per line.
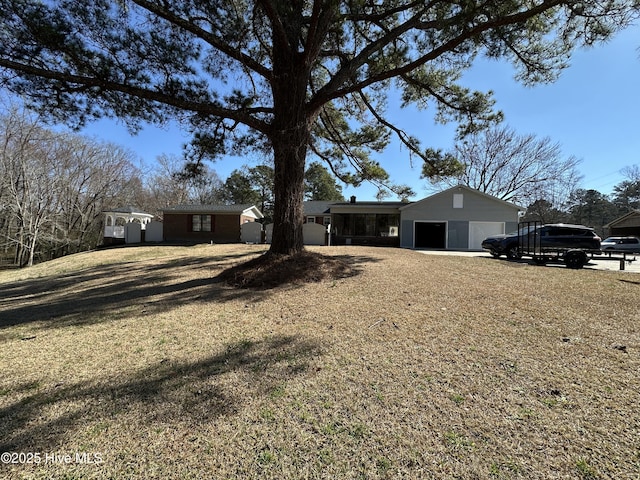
left=469, top=222, right=504, bottom=250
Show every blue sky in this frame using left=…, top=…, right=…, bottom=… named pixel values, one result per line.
left=81, top=23, right=640, bottom=202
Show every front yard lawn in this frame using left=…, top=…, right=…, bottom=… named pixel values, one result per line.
left=1, top=244, right=638, bottom=479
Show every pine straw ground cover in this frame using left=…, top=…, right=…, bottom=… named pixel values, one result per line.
left=0, top=244, right=638, bottom=480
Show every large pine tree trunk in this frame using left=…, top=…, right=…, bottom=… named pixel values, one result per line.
left=268, top=41, right=312, bottom=256
left=270, top=132, right=307, bottom=255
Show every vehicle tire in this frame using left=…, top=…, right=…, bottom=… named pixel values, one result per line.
left=565, top=250, right=587, bottom=269
left=506, top=245, right=521, bottom=260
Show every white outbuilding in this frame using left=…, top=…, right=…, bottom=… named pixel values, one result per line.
left=103, top=206, right=155, bottom=245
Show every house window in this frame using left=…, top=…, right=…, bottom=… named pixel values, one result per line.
left=453, top=193, right=464, bottom=209
left=333, top=213, right=399, bottom=237
left=323, top=216, right=331, bottom=226
left=306, top=216, right=316, bottom=223
left=192, top=214, right=213, bottom=232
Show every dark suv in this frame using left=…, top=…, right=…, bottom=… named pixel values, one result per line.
left=482, top=224, right=601, bottom=259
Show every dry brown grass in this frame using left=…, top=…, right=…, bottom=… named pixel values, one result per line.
left=0, top=244, right=639, bottom=479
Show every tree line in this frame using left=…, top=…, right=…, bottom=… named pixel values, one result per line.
left=523, top=170, right=640, bottom=235
left=0, top=107, right=343, bottom=267
left=1, top=106, right=638, bottom=268
left=2, top=1, right=637, bottom=257
left=0, top=107, right=141, bottom=267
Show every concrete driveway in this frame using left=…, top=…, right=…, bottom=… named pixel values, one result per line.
left=415, top=249, right=640, bottom=273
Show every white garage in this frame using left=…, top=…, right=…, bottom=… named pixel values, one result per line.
left=399, top=186, right=522, bottom=250
left=469, top=222, right=505, bottom=251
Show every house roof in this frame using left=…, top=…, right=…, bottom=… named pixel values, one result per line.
left=328, top=201, right=408, bottom=214
left=399, top=185, right=524, bottom=211
left=303, top=200, right=410, bottom=214
left=331, top=201, right=409, bottom=207
left=163, top=204, right=264, bottom=218
left=303, top=201, right=333, bottom=215
left=303, top=186, right=522, bottom=215
left=103, top=206, right=154, bottom=217
left=604, top=209, right=640, bottom=228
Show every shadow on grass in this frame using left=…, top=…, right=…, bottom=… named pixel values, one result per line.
left=0, top=251, right=264, bottom=329
left=0, top=334, right=321, bottom=453
left=0, top=249, right=373, bottom=329
left=478, top=256, right=531, bottom=267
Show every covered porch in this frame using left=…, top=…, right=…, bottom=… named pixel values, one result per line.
left=329, top=200, right=403, bottom=247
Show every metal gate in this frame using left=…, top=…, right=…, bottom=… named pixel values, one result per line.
left=517, top=221, right=542, bottom=258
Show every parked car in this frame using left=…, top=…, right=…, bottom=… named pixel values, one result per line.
left=600, top=236, right=640, bottom=253
left=481, top=224, right=601, bottom=259
left=481, top=230, right=522, bottom=259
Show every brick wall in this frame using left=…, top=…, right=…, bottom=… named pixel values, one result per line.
left=163, top=213, right=246, bottom=243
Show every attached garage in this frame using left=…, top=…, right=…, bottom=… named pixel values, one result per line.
left=469, top=222, right=505, bottom=250
left=414, top=221, right=447, bottom=249
left=400, top=186, right=521, bottom=250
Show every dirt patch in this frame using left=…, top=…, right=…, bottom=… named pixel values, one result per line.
left=217, top=250, right=357, bottom=289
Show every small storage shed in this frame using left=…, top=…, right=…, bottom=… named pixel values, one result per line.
left=162, top=204, right=263, bottom=244
left=399, top=186, right=522, bottom=250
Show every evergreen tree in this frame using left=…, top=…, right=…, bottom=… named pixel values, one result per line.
left=222, top=170, right=262, bottom=206
left=222, top=166, right=274, bottom=221
left=304, top=162, right=344, bottom=201
left=1, top=1, right=637, bottom=256
left=612, top=166, right=640, bottom=213
left=566, top=189, right=618, bottom=234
